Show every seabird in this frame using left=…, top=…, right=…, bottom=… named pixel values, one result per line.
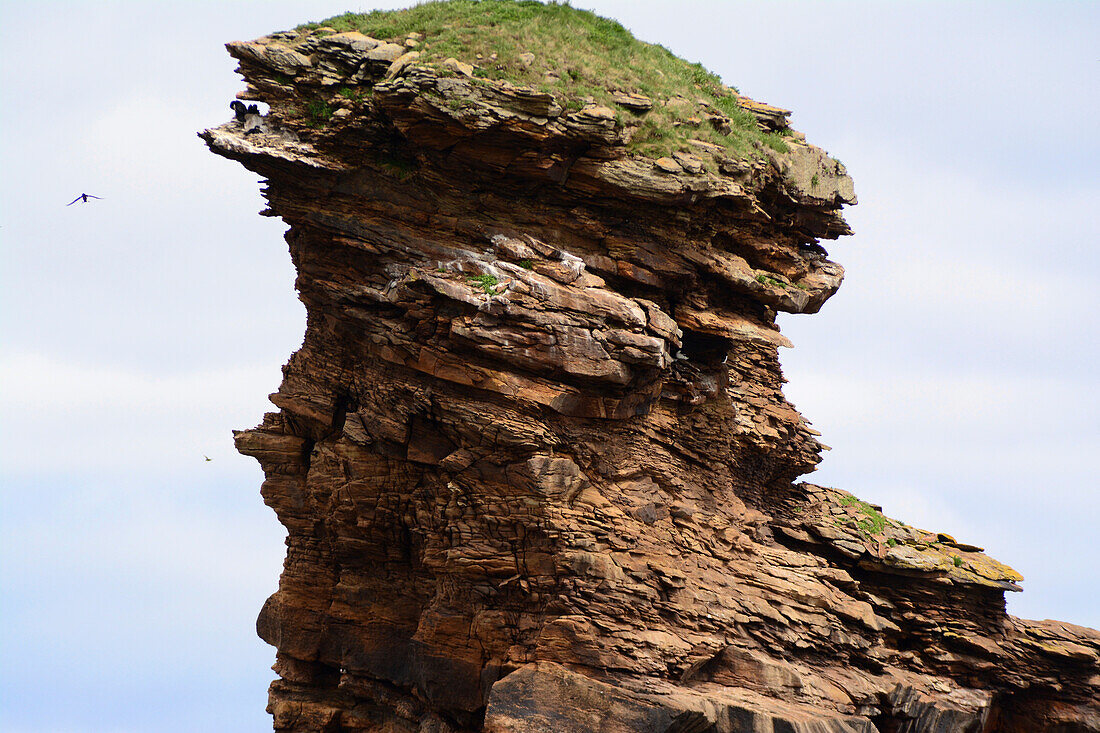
left=231, top=100, right=263, bottom=134
left=67, top=194, right=102, bottom=206
left=243, top=104, right=263, bottom=135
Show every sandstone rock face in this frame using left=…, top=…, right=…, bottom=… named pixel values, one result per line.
left=203, top=22, right=1100, bottom=733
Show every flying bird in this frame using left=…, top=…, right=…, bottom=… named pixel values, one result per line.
left=67, top=194, right=102, bottom=206
left=204, top=455, right=212, bottom=462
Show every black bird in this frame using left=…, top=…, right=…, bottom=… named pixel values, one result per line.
left=67, top=194, right=102, bottom=206
left=244, top=104, right=263, bottom=135
left=230, top=100, right=263, bottom=134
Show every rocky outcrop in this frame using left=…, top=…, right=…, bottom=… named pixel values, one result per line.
left=203, top=17, right=1100, bottom=733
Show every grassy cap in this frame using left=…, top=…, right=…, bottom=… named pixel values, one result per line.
left=297, top=0, right=794, bottom=160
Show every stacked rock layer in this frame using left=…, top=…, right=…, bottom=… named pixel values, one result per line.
left=203, top=24, right=1100, bottom=733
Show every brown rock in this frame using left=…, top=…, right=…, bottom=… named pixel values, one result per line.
left=611, top=91, right=653, bottom=111
left=441, top=57, right=474, bottom=77
left=654, top=156, right=682, bottom=173
left=318, top=31, right=380, bottom=52
left=384, top=50, right=420, bottom=79
left=366, top=42, right=405, bottom=62
left=672, top=150, right=705, bottom=174
left=202, top=17, right=1100, bottom=733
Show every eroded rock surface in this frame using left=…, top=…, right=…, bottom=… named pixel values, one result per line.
left=203, top=21, right=1100, bottom=733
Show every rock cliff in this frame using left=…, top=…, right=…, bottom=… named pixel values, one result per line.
left=202, top=4, right=1100, bottom=731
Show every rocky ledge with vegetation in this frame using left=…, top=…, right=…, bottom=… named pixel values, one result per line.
left=201, top=2, right=1099, bottom=731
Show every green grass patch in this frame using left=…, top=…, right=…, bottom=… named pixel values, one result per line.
left=337, top=86, right=367, bottom=102
left=297, top=0, right=787, bottom=160
left=755, top=273, right=787, bottom=289
left=467, top=273, right=501, bottom=293
left=837, top=494, right=887, bottom=537
left=305, top=99, right=335, bottom=127
left=376, top=152, right=418, bottom=179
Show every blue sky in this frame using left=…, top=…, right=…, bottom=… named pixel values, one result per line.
left=2, top=2, right=1097, bottom=731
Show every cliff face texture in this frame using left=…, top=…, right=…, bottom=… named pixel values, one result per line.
left=202, top=7, right=1099, bottom=732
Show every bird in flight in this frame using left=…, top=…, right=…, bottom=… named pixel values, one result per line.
left=204, top=455, right=212, bottom=462
left=67, top=194, right=102, bottom=206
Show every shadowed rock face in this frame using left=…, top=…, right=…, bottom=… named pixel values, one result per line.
left=202, top=22, right=1100, bottom=733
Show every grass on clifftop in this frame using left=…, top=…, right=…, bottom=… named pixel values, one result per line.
left=299, top=0, right=789, bottom=159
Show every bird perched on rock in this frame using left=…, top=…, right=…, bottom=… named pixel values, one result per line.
left=230, top=100, right=263, bottom=135
left=67, top=194, right=102, bottom=205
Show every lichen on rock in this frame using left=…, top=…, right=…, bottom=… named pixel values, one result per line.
left=202, top=3, right=1100, bottom=731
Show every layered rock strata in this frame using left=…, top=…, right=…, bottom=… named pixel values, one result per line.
left=203, top=22, right=1100, bottom=733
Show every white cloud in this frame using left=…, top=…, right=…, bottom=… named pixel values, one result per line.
left=788, top=369, right=1093, bottom=434
left=0, top=350, right=284, bottom=472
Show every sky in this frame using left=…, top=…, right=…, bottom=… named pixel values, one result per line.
left=1, top=1, right=1096, bottom=731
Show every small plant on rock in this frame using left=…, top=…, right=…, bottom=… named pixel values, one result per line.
left=467, top=274, right=500, bottom=294
left=755, top=273, right=787, bottom=289
left=337, top=86, right=366, bottom=102
left=376, top=153, right=417, bottom=180
left=837, top=494, right=888, bottom=537
left=306, top=99, right=335, bottom=127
